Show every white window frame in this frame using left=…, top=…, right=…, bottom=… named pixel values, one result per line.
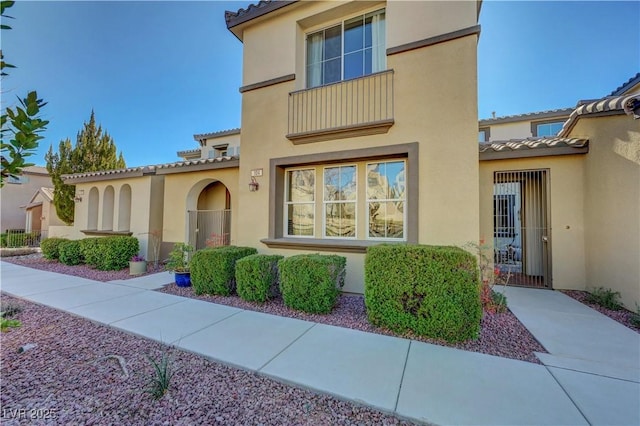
left=305, top=8, right=386, bottom=88
left=284, top=167, right=316, bottom=238
left=322, top=164, right=358, bottom=239
left=366, top=160, right=407, bottom=241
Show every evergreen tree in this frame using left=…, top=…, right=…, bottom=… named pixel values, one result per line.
left=46, top=111, right=126, bottom=224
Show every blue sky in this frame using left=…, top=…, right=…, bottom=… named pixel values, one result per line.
left=2, top=1, right=639, bottom=168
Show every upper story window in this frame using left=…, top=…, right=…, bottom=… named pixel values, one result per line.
left=534, top=121, right=564, bottom=137
left=306, top=9, right=386, bottom=88
left=478, top=127, right=490, bottom=143
left=6, top=175, right=29, bottom=184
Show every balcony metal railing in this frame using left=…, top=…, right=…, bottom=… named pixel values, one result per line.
left=287, top=69, right=394, bottom=143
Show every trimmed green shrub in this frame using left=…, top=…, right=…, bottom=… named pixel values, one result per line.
left=78, top=236, right=138, bottom=270
left=100, top=236, right=139, bottom=270
left=0, top=234, right=7, bottom=247
left=40, top=238, right=69, bottom=260
left=236, top=254, right=284, bottom=303
left=58, top=240, right=84, bottom=265
left=278, top=254, right=346, bottom=314
left=79, top=238, right=102, bottom=267
left=365, top=244, right=481, bottom=343
left=191, top=246, right=257, bottom=295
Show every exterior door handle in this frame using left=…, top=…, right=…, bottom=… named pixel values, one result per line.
left=542, top=236, right=548, bottom=242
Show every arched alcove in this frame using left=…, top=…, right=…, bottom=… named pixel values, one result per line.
left=88, top=187, right=99, bottom=230
left=118, top=184, right=132, bottom=231
left=102, top=186, right=115, bottom=230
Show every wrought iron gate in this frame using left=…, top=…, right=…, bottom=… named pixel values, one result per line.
left=493, top=170, right=551, bottom=288
left=187, top=209, right=231, bottom=250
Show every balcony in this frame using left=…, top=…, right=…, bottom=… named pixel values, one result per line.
left=287, top=69, right=394, bottom=144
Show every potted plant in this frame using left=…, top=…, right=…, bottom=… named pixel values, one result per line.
left=129, top=254, right=147, bottom=276
left=166, top=242, right=194, bottom=287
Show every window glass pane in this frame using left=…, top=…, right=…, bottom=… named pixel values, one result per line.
left=536, top=121, right=563, bottom=137
left=324, top=166, right=356, bottom=201
left=287, top=204, right=314, bottom=236
left=364, top=15, right=373, bottom=47
left=478, top=130, right=486, bottom=142
left=325, top=202, right=356, bottom=237
left=369, top=201, right=404, bottom=238
left=367, top=161, right=405, bottom=199
left=344, top=16, right=363, bottom=53
left=324, top=57, right=341, bottom=84
left=287, top=169, right=315, bottom=202
left=344, top=51, right=363, bottom=80
left=364, top=48, right=372, bottom=75
left=324, top=25, right=341, bottom=60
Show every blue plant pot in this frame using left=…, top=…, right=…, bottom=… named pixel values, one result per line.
left=175, top=272, right=191, bottom=287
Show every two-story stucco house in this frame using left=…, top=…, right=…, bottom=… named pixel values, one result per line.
left=55, top=2, right=639, bottom=309
left=225, top=0, right=482, bottom=293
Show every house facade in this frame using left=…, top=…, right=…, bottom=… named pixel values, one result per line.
left=227, top=0, right=482, bottom=293
left=0, top=166, right=53, bottom=232
left=478, top=75, right=640, bottom=308
left=55, top=3, right=638, bottom=308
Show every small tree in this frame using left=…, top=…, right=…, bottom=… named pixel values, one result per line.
left=46, top=111, right=126, bottom=224
left=0, top=1, right=49, bottom=186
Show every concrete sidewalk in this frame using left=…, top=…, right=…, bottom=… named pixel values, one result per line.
left=2, top=261, right=637, bottom=425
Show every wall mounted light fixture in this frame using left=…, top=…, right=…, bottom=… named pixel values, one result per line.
left=249, top=176, right=259, bottom=192
left=74, top=196, right=83, bottom=202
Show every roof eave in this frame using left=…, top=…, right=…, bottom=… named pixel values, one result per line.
left=225, top=1, right=297, bottom=41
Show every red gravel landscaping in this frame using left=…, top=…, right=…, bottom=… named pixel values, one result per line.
left=0, top=294, right=416, bottom=426
left=561, top=290, right=640, bottom=333
left=160, top=284, right=546, bottom=364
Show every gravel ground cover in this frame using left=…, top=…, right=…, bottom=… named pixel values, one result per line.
left=5, top=253, right=546, bottom=363
left=0, top=294, right=418, bottom=426
left=2, top=253, right=163, bottom=282
left=561, top=290, right=640, bottom=333
left=160, top=284, right=545, bottom=364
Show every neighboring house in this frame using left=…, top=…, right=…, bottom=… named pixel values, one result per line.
left=55, top=2, right=639, bottom=309
left=478, top=82, right=639, bottom=308
left=478, top=108, right=574, bottom=143
left=57, top=130, right=239, bottom=262
left=21, top=187, right=65, bottom=237
left=0, top=166, right=53, bottom=232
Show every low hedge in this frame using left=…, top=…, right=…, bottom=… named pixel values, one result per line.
left=236, top=254, right=284, bottom=303
left=364, top=244, right=481, bottom=343
left=191, top=246, right=257, bottom=296
left=58, top=240, right=84, bottom=265
left=41, top=238, right=69, bottom=260
left=78, top=236, right=138, bottom=270
left=79, top=238, right=102, bottom=267
left=278, top=254, right=346, bottom=314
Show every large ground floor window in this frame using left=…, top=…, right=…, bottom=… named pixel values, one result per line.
left=284, top=159, right=406, bottom=241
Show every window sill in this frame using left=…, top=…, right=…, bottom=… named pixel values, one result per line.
left=260, top=237, right=406, bottom=253
left=81, top=230, right=133, bottom=237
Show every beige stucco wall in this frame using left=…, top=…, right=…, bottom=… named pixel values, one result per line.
left=0, top=170, right=52, bottom=231
left=576, top=115, right=640, bottom=309
left=487, top=122, right=533, bottom=142
left=236, top=2, right=479, bottom=293
left=161, top=168, right=239, bottom=246
left=201, top=133, right=241, bottom=158
left=71, top=176, right=164, bottom=259
left=479, top=155, right=587, bottom=291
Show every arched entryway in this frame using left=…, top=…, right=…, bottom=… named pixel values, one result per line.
left=186, top=179, right=231, bottom=250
